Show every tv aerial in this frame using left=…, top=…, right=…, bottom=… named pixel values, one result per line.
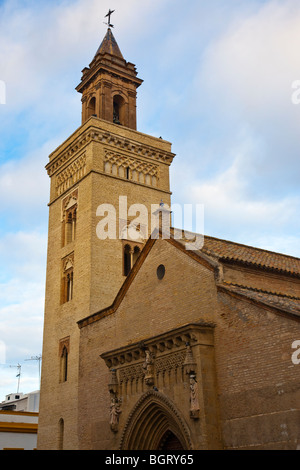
left=9, top=363, right=21, bottom=394
left=25, top=354, right=42, bottom=385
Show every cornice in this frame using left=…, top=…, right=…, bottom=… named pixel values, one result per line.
left=46, top=120, right=175, bottom=178
left=100, top=322, right=215, bottom=369
left=76, top=62, right=143, bottom=94
left=219, top=257, right=300, bottom=279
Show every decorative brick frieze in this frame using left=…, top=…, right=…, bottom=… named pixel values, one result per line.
left=55, top=154, right=86, bottom=196
left=46, top=124, right=175, bottom=179
left=100, top=323, right=215, bottom=400
left=104, top=150, right=159, bottom=187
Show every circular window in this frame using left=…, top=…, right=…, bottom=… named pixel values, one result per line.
left=157, top=264, right=165, bottom=280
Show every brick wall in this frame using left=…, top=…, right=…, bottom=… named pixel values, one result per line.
left=77, top=238, right=300, bottom=450
left=216, top=291, right=300, bottom=449
left=38, top=118, right=174, bottom=450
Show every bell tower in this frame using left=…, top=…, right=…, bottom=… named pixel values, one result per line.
left=38, top=20, right=175, bottom=450
left=76, top=27, right=143, bottom=129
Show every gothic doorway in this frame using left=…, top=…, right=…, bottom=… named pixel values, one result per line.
left=158, top=431, right=184, bottom=451
left=119, top=391, right=192, bottom=450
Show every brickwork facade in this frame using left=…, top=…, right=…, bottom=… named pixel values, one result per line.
left=77, top=238, right=300, bottom=450
left=37, top=27, right=174, bottom=449
left=37, top=27, right=300, bottom=450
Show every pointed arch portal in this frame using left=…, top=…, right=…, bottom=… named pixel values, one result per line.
left=119, top=391, right=192, bottom=450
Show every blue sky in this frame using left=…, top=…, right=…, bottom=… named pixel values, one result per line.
left=1, top=0, right=300, bottom=400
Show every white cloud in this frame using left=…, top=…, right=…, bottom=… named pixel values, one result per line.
left=164, top=0, right=300, bottom=256
left=0, top=284, right=44, bottom=400
left=0, top=275, right=44, bottom=398
left=195, top=0, right=300, bottom=183
left=0, top=0, right=166, bottom=113
left=0, top=229, right=46, bottom=400
left=200, top=1, right=300, bottom=109
left=0, top=140, right=54, bottom=222
left=190, top=156, right=300, bottom=225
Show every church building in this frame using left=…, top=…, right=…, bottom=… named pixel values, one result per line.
left=37, top=23, right=300, bottom=451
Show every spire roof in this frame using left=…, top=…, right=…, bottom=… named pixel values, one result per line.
left=95, top=28, right=124, bottom=59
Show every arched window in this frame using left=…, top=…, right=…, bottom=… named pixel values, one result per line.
left=62, top=196, right=77, bottom=247
left=124, top=244, right=131, bottom=276
left=133, top=246, right=140, bottom=264
left=58, top=418, right=64, bottom=450
left=73, top=208, right=77, bottom=240
left=66, top=271, right=73, bottom=302
left=123, top=244, right=142, bottom=276
left=65, top=212, right=73, bottom=245
left=59, top=337, right=70, bottom=384
left=87, top=96, right=96, bottom=119
left=61, top=346, right=68, bottom=382
left=113, top=95, right=125, bottom=125
left=61, top=255, right=74, bottom=304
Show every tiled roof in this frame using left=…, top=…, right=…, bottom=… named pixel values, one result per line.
left=95, top=28, right=124, bottom=59
left=171, top=229, right=300, bottom=276
left=219, top=283, right=300, bottom=318
left=202, top=235, right=300, bottom=275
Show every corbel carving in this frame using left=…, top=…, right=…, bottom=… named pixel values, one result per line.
left=110, top=397, right=122, bottom=433
left=183, top=342, right=197, bottom=376
left=183, top=342, right=200, bottom=419
left=189, top=374, right=200, bottom=419
left=142, top=349, right=155, bottom=387
left=108, top=369, right=122, bottom=432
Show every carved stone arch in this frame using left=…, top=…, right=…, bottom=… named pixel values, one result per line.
left=86, top=95, right=96, bottom=119
left=111, top=89, right=128, bottom=104
left=119, top=391, right=192, bottom=450
left=112, top=90, right=128, bottom=126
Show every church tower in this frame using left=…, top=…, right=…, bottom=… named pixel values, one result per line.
left=77, top=27, right=142, bottom=129
left=37, top=23, right=175, bottom=449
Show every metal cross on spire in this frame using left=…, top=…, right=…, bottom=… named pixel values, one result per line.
left=104, top=9, right=115, bottom=28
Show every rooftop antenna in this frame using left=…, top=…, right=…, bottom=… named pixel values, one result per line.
left=104, top=9, right=115, bottom=28
left=25, top=354, right=42, bottom=385
left=9, top=363, right=21, bottom=393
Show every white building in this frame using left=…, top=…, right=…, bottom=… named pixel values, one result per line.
left=0, top=391, right=39, bottom=450
left=0, top=391, right=39, bottom=413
